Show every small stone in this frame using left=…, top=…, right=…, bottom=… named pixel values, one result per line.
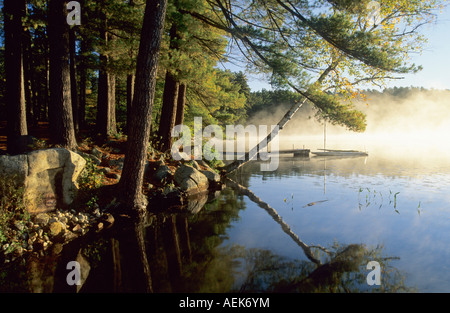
left=72, top=224, right=82, bottom=233
left=102, top=213, right=115, bottom=226
left=96, top=222, right=104, bottom=231
left=62, top=231, right=78, bottom=242
left=93, top=209, right=101, bottom=217
left=48, top=221, right=63, bottom=237
left=14, top=221, right=25, bottom=231
left=34, top=213, right=50, bottom=225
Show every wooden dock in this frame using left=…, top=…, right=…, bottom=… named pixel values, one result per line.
left=222, top=149, right=310, bottom=158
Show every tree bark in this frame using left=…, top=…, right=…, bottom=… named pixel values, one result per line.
left=48, top=0, right=77, bottom=150
left=4, top=0, right=28, bottom=155
left=79, top=39, right=87, bottom=129
left=175, top=83, right=187, bottom=126
left=119, top=0, right=168, bottom=212
left=108, top=73, right=117, bottom=135
left=157, top=23, right=181, bottom=152
left=126, top=74, right=135, bottom=134
left=96, top=1, right=111, bottom=138
left=69, top=27, right=79, bottom=135
left=157, top=71, right=179, bottom=151
left=222, top=63, right=337, bottom=174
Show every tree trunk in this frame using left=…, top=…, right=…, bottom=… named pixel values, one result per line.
left=4, top=0, right=28, bottom=155
left=119, top=0, right=168, bottom=211
left=48, top=0, right=77, bottom=150
left=109, top=73, right=117, bottom=135
left=126, top=74, right=135, bottom=134
left=69, top=27, right=79, bottom=135
left=96, top=1, right=110, bottom=139
left=156, top=23, right=181, bottom=152
left=157, top=71, right=179, bottom=151
left=222, top=64, right=337, bottom=174
left=79, top=39, right=87, bottom=129
left=23, top=24, right=35, bottom=127
left=175, top=83, right=186, bottom=126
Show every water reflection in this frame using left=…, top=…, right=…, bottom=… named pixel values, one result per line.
left=0, top=178, right=414, bottom=293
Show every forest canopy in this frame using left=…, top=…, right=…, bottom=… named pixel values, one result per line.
left=0, top=0, right=446, bottom=208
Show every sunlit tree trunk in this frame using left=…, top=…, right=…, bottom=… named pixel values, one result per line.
left=119, top=0, right=168, bottom=211
left=157, top=24, right=181, bottom=152
left=4, top=0, right=28, bottom=155
left=175, top=83, right=186, bottom=126
left=69, top=28, right=79, bottom=135
left=48, top=0, right=77, bottom=150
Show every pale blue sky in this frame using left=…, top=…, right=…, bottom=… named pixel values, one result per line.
left=242, top=5, right=450, bottom=92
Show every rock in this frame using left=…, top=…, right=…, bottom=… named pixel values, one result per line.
left=0, top=148, right=86, bottom=214
left=106, top=172, right=121, bottom=180
left=107, top=157, right=125, bottom=170
left=174, top=164, right=209, bottom=195
left=14, top=221, right=25, bottom=232
left=62, top=230, right=78, bottom=242
left=154, top=165, right=173, bottom=182
left=96, top=222, right=104, bottom=231
left=91, top=147, right=103, bottom=159
left=200, top=169, right=221, bottom=183
left=185, top=192, right=209, bottom=214
left=186, top=160, right=200, bottom=170
left=101, top=213, right=115, bottom=227
left=34, top=213, right=50, bottom=225
left=100, top=167, right=111, bottom=174
left=72, top=224, right=82, bottom=233
left=0, top=154, right=28, bottom=187
left=48, top=221, right=64, bottom=237
left=77, top=151, right=101, bottom=165
left=75, top=251, right=91, bottom=293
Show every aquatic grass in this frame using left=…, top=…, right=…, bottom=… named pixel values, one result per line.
left=358, top=187, right=402, bottom=214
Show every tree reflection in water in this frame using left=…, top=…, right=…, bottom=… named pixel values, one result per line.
left=0, top=183, right=414, bottom=293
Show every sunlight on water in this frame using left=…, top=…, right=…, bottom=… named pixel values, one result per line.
left=221, top=132, right=450, bottom=292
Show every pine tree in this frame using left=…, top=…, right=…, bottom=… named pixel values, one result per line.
left=4, top=0, right=28, bottom=155
left=119, top=0, right=168, bottom=212
left=47, top=0, right=77, bottom=150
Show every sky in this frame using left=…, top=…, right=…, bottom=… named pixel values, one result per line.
left=241, top=4, right=450, bottom=92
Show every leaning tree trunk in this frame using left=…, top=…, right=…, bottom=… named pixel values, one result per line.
left=4, top=0, right=28, bottom=155
left=119, top=0, right=168, bottom=212
left=48, top=0, right=77, bottom=150
left=222, top=63, right=337, bottom=175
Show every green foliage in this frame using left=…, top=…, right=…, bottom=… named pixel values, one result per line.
left=77, top=157, right=105, bottom=210
left=0, top=177, right=30, bottom=256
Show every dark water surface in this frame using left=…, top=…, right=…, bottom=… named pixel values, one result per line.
left=3, top=139, right=450, bottom=293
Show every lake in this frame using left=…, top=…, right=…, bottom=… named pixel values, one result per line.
left=3, top=135, right=450, bottom=293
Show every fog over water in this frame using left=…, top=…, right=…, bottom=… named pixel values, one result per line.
left=243, top=89, right=450, bottom=165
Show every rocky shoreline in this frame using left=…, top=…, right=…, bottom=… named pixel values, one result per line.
left=1, top=208, right=115, bottom=265
left=0, top=143, right=226, bottom=266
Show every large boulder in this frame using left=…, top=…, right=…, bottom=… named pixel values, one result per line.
left=0, top=148, right=86, bottom=214
left=173, top=164, right=209, bottom=195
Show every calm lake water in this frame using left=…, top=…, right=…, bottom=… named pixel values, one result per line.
left=3, top=136, right=450, bottom=293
